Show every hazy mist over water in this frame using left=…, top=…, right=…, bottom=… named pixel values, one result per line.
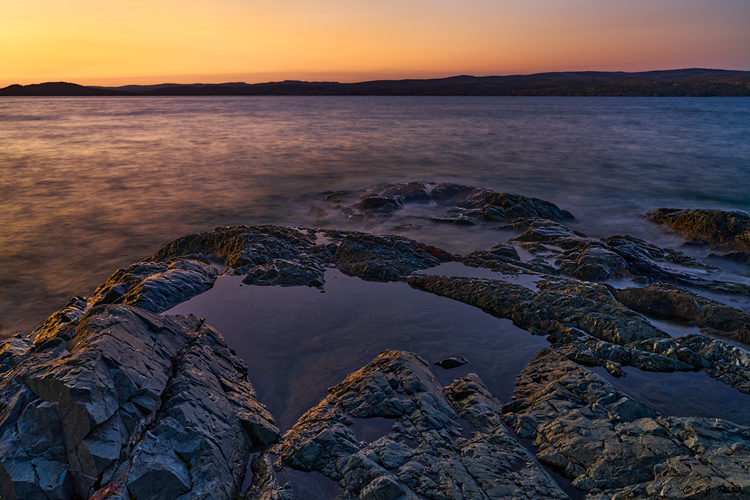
left=1, top=96, right=749, bottom=336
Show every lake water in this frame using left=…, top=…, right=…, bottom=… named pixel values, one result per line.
left=1, top=96, right=750, bottom=336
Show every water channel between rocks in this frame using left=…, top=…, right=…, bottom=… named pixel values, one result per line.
left=166, top=263, right=750, bottom=433
left=165, top=267, right=549, bottom=431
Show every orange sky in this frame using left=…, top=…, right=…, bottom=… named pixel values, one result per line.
left=2, top=0, right=749, bottom=86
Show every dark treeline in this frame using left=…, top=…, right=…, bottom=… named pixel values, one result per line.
left=2, top=69, right=750, bottom=96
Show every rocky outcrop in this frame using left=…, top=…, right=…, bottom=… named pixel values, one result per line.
left=676, top=334, right=750, bottom=395
left=502, top=349, right=750, bottom=498
left=334, top=233, right=450, bottom=281
left=150, top=225, right=321, bottom=269
left=254, top=350, right=569, bottom=499
left=243, top=259, right=325, bottom=287
left=0, top=305, right=278, bottom=500
left=407, top=275, right=669, bottom=345
left=91, top=259, right=219, bottom=313
left=5, top=199, right=750, bottom=500
left=318, top=181, right=574, bottom=224
left=646, top=208, right=750, bottom=252
left=613, top=284, right=750, bottom=344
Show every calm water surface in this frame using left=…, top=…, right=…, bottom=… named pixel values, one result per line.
left=1, top=96, right=749, bottom=335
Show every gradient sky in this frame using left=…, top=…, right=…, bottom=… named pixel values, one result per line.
left=2, top=0, right=749, bottom=86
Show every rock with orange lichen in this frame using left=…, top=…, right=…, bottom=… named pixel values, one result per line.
left=646, top=208, right=750, bottom=252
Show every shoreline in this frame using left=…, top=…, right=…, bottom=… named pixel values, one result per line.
left=3, top=183, right=750, bottom=499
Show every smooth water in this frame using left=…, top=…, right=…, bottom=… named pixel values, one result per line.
left=1, top=96, right=749, bottom=336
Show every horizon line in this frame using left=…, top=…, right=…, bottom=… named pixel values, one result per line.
left=5, top=67, right=750, bottom=89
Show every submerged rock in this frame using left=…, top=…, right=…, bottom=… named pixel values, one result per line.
left=0, top=305, right=278, bottom=500
left=317, top=181, right=574, bottom=224
left=255, top=350, right=568, bottom=499
left=434, top=355, right=468, bottom=369
left=646, top=208, right=750, bottom=252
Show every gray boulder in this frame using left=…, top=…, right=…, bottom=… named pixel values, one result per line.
left=0, top=305, right=278, bottom=500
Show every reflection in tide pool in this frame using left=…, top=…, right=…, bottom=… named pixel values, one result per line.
left=166, top=269, right=550, bottom=430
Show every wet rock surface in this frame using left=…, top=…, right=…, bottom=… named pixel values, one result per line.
left=255, top=350, right=569, bottom=500
left=407, top=275, right=669, bottom=345
left=316, top=181, right=574, bottom=225
left=502, top=349, right=750, bottom=499
left=334, top=233, right=450, bottom=281
left=613, top=283, right=750, bottom=344
left=91, top=259, right=219, bottom=314
left=0, top=305, right=278, bottom=500
left=646, top=208, right=750, bottom=252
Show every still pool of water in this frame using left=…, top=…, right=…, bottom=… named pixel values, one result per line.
left=165, top=269, right=550, bottom=430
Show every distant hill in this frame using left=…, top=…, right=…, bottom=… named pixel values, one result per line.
left=0, top=82, right=129, bottom=96
left=2, top=70, right=750, bottom=96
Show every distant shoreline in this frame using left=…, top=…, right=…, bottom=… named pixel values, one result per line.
left=2, top=69, right=750, bottom=97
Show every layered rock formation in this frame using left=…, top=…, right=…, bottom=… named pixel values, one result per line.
left=0, top=306, right=278, bottom=500
left=503, top=349, right=750, bottom=499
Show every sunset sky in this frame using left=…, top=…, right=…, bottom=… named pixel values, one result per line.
left=2, top=0, right=749, bottom=86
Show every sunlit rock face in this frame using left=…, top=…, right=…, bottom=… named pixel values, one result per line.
left=646, top=208, right=750, bottom=253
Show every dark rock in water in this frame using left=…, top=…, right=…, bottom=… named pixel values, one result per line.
left=151, top=225, right=321, bottom=269
left=317, top=181, right=575, bottom=224
left=646, top=208, right=750, bottom=252
left=711, top=250, right=750, bottom=265
left=468, top=192, right=575, bottom=222
left=558, top=337, right=697, bottom=374
left=434, top=355, right=468, bottom=369
left=505, top=219, right=750, bottom=297
left=91, top=259, right=218, bottom=313
left=254, top=350, right=568, bottom=499
left=613, top=283, right=750, bottom=344
left=429, top=215, right=476, bottom=225
left=676, top=334, right=750, bottom=395
left=407, top=275, right=669, bottom=345
left=353, top=196, right=403, bottom=214
left=243, top=258, right=325, bottom=287
left=335, top=233, right=449, bottom=281
left=0, top=305, right=278, bottom=500
left=502, top=349, right=750, bottom=498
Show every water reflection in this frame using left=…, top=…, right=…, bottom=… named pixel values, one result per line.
left=165, top=270, right=550, bottom=430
